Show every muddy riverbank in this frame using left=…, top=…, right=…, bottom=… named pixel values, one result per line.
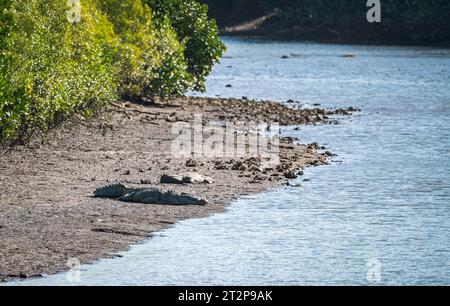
left=0, top=96, right=357, bottom=282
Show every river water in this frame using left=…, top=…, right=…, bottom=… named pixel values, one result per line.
left=10, top=37, right=450, bottom=285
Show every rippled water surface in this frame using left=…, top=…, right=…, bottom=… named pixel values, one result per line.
left=12, top=37, right=450, bottom=285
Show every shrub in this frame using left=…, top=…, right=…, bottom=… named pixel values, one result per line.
left=0, top=0, right=225, bottom=144
left=150, top=17, right=193, bottom=97
left=148, top=0, right=226, bottom=91
left=95, top=0, right=192, bottom=98
left=0, top=0, right=119, bottom=143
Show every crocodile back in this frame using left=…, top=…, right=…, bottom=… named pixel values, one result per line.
left=94, top=183, right=128, bottom=199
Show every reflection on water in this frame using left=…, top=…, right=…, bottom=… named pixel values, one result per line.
left=10, top=37, right=450, bottom=285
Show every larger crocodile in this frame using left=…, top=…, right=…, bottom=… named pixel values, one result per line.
left=94, top=183, right=208, bottom=206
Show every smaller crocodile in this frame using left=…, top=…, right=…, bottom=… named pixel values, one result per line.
left=94, top=183, right=208, bottom=206
left=160, top=172, right=214, bottom=184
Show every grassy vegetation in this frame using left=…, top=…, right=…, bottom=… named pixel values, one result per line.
left=0, top=0, right=225, bottom=144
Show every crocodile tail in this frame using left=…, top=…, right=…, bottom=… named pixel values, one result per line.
left=94, top=183, right=128, bottom=199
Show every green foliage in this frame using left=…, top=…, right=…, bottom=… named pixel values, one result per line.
left=0, top=0, right=225, bottom=143
left=0, top=0, right=118, bottom=142
left=150, top=17, right=193, bottom=97
left=149, top=0, right=226, bottom=91
left=95, top=0, right=191, bottom=97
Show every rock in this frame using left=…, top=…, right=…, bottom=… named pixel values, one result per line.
left=287, top=181, right=302, bottom=188
left=281, top=55, right=290, bottom=59
left=214, top=160, right=228, bottom=170
left=225, top=84, right=232, bottom=88
left=282, top=136, right=298, bottom=144
left=324, top=151, right=334, bottom=157
left=123, top=170, right=131, bottom=175
left=250, top=175, right=266, bottom=183
left=248, top=165, right=263, bottom=173
left=185, top=159, right=197, bottom=167
left=307, top=143, right=319, bottom=151
left=284, top=170, right=298, bottom=179
left=232, top=161, right=247, bottom=171
left=165, top=115, right=177, bottom=123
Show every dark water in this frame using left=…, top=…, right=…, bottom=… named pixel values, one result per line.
left=10, top=37, right=450, bottom=285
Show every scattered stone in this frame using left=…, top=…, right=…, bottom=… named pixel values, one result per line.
left=214, top=160, right=228, bottom=170
left=248, top=165, right=263, bottom=173
left=284, top=171, right=298, bottom=179
left=250, top=175, right=266, bottom=183
left=232, top=161, right=247, bottom=171
left=309, top=158, right=327, bottom=166
left=307, top=143, right=319, bottom=152
left=165, top=115, right=177, bottom=123
left=123, top=170, right=131, bottom=175
left=282, top=136, right=299, bottom=144
left=287, top=181, right=303, bottom=188
left=185, top=159, right=197, bottom=167
left=324, top=151, right=334, bottom=157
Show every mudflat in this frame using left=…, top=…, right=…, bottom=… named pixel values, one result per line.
left=0, top=96, right=357, bottom=281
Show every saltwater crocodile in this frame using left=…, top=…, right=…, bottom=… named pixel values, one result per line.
left=160, top=172, right=214, bottom=184
left=94, top=183, right=208, bottom=205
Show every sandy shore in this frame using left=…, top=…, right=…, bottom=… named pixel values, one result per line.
left=0, top=96, right=358, bottom=282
